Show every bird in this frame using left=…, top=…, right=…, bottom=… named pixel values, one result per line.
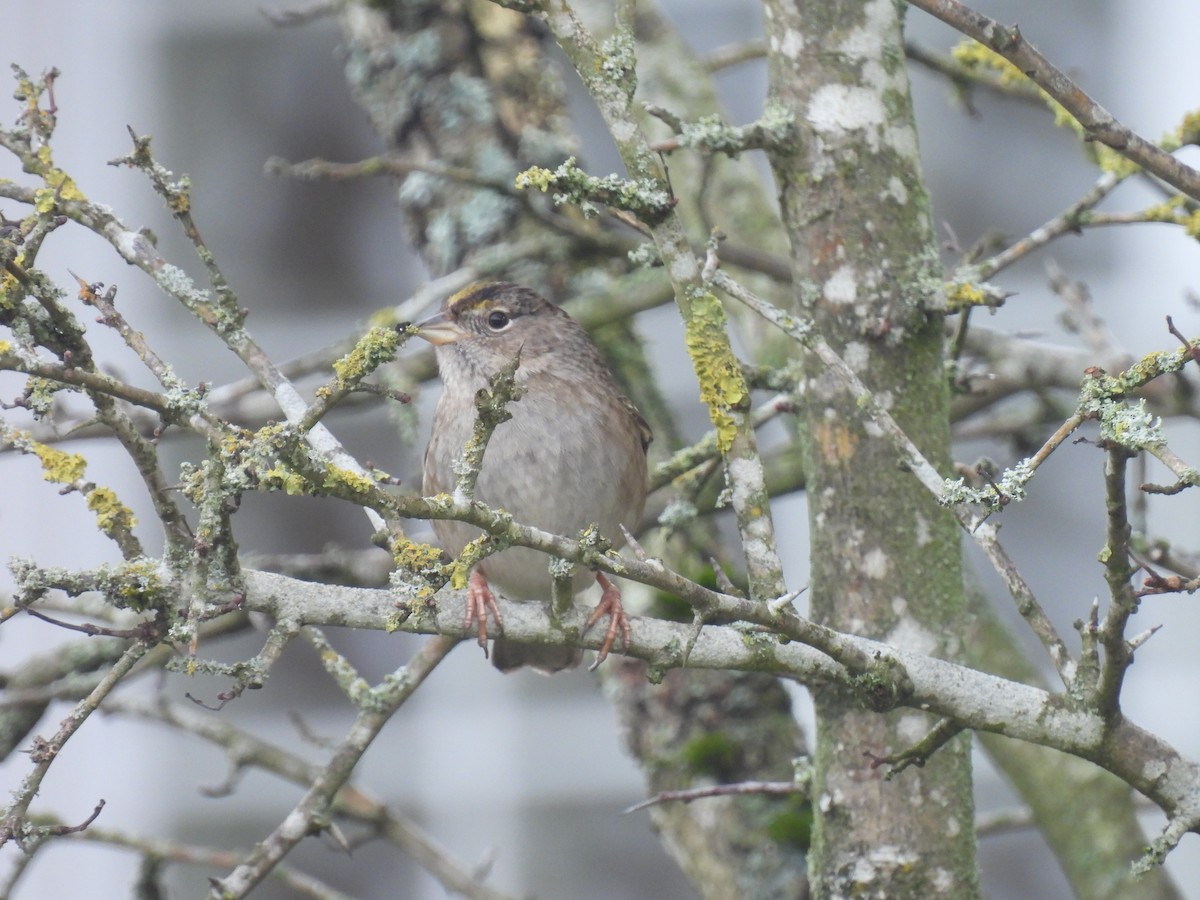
left=417, top=282, right=651, bottom=672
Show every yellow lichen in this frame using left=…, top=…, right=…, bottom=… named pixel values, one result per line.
left=514, top=165, right=556, bottom=192
left=392, top=536, right=444, bottom=572
left=1141, top=196, right=1187, bottom=222
left=1094, top=144, right=1141, bottom=178
left=331, top=326, right=400, bottom=387
left=32, top=146, right=86, bottom=209
left=32, top=441, right=87, bottom=485
left=323, top=464, right=375, bottom=495
left=1177, top=109, right=1200, bottom=146
left=682, top=291, right=746, bottom=454
left=261, top=464, right=309, bottom=496
left=952, top=40, right=1081, bottom=138
left=951, top=40, right=1025, bottom=86
left=449, top=559, right=471, bottom=591
left=1185, top=211, right=1200, bottom=240
left=167, top=181, right=191, bottom=215
left=86, top=486, right=137, bottom=535
left=952, top=41, right=1153, bottom=178
left=449, top=536, right=492, bottom=590
left=945, top=281, right=986, bottom=311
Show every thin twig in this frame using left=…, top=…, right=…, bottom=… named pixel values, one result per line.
left=624, top=781, right=801, bottom=814
left=974, top=172, right=1123, bottom=279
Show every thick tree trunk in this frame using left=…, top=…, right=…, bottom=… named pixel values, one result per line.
left=762, top=1, right=979, bottom=895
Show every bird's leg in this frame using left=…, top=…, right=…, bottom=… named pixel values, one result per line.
left=585, top=572, right=632, bottom=671
left=466, top=570, right=503, bottom=656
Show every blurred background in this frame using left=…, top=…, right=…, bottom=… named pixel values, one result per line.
left=2, top=1, right=1199, bottom=897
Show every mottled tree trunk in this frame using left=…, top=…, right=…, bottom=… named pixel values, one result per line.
left=762, top=1, right=979, bottom=895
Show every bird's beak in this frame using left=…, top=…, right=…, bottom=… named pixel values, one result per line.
left=414, top=309, right=467, bottom=346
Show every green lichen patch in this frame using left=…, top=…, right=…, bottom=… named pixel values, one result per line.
left=1175, top=109, right=1200, bottom=147
left=1094, top=398, right=1165, bottom=450
left=939, top=459, right=1033, bottom=511
left=677, top=105, right=796, bottom=158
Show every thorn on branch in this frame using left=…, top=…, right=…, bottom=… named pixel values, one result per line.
left=1126, top=624, right=1162, bottom=651
left=643, top=103, right=684, bottom=134
left=619, top=524, right=663, bottom=574
left=702, top=229, right=724, bottom=282
left=287, top=710, right=338, bottom=749
left=27, top=735, right=55, bottom=763
left=67, top=269, right=102, bottom=305
left=768, top=587, right=806, bottom=615
left=199, top=764, right=244, bottom=799
left=323, top=820, right=353, bottom=855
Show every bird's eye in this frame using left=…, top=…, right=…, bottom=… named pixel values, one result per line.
left=486, top=309, right=511, bottom=331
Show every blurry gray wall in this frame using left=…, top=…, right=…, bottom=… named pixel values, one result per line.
left=2, top=1, right=1199, bottom=897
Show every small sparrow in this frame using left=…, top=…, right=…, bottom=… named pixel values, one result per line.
left=417, top=282, right=651, bottom=672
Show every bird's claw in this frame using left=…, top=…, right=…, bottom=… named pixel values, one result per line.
left=466, top=570, right=503, bottom=657
left=585, top=572, right=632, bottom=671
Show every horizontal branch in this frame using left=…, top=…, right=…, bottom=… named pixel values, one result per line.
left=240, top=568, right=1200, bottom=843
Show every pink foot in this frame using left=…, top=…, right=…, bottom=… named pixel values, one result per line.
left=585, top=573, right=632, bottom=671
left=466, top=570, right=503, bottom=656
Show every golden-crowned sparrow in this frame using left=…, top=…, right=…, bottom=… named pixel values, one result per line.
left=417, top=282, right=651, bottom=672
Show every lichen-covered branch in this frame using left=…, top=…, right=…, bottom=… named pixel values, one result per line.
left=906, top=1, right=1200, bottom=200
left=234, top=566, right=1200, bottom=848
